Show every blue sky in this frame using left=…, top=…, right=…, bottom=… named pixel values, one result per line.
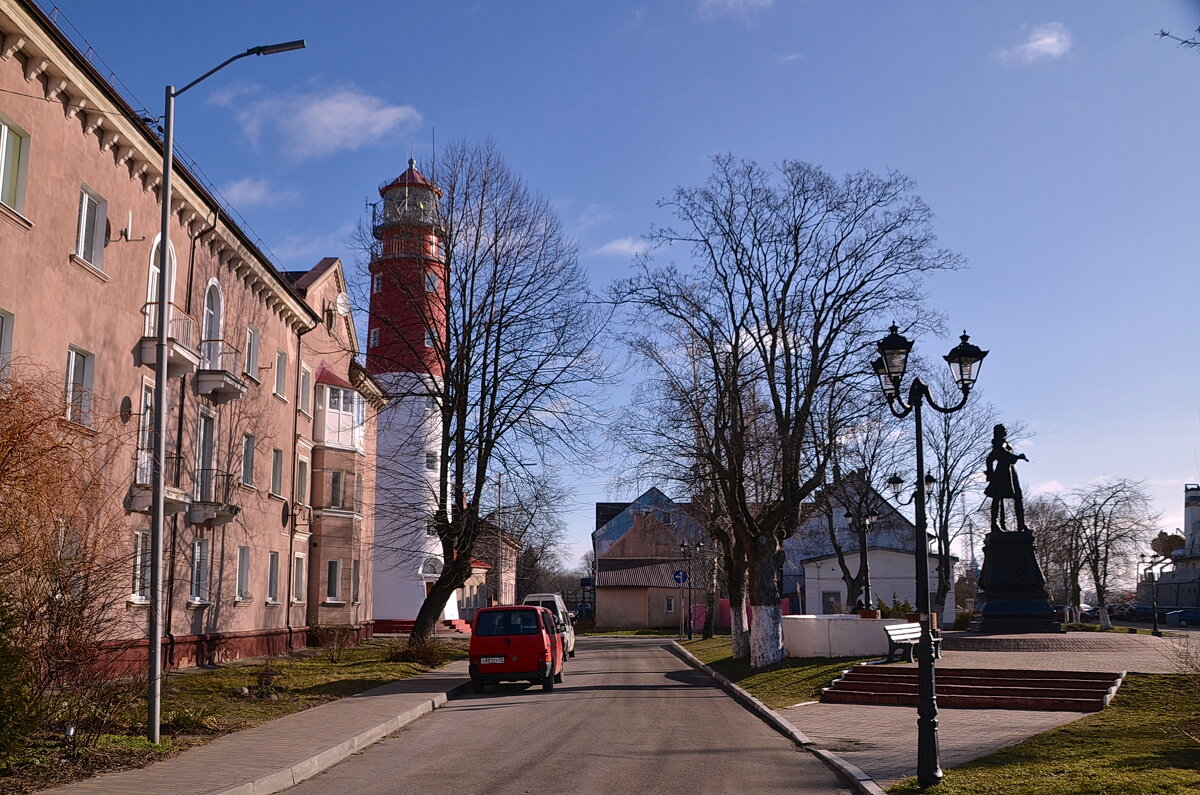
left=43, top=0, right=1200, bottom=563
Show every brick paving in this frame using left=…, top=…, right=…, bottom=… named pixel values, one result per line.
left=42, top=661, right=472, bottom=795
left=779, top=632, right=1188, bottom=787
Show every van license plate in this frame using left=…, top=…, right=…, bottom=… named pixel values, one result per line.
left=481, top=656, right=505, bottom=664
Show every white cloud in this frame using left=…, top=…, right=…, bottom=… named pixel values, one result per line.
left=776, top=52, right=804, bottom=63
left=591, top=237, right=650, bottom=257
left=698, top=0, right=774, bottom=20
left=574, top=203, right=614, bottom=235
left=996, top=22, right=1073, bottom=64
left=231, top=85, right=421, bottom=160
left=220, top=177, right=299, bottom=208
left=1030, top=479, right=1067, bottom=496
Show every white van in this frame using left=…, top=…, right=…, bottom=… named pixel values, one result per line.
left=521, top=593, right=576, bottom=657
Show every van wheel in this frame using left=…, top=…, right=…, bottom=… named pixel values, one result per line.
left=542, top=676, right=554, bottom=691
left=554, top=668, right=563, bottom=684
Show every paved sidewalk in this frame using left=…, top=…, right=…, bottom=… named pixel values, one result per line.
left=43, top=661, right=472, bottom=795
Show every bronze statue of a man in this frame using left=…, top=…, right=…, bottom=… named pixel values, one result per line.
left=985, top=423, right=1029, bottom=532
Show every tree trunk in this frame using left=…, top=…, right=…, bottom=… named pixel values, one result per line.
left=728, top=560, right=749, bottom=660
left=747, top=537, right=784, bottom=668
left=1096, top=583, right=1112, bottom=630
left=407, top=560, right=469, bottom=646
left=703, top=556, right=718, bottom=640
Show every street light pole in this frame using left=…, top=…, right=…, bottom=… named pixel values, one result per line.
left=874, top=327, right=987, bottom=788
left=148, top=39, right=305, bottom=744
left=1140, top=554, right=1168, bottom=638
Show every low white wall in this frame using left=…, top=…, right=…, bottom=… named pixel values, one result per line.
left=782, top=614, right=906, bottom=658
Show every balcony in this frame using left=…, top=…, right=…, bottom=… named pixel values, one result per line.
left=187, top=468, right=240, bottom=527
left=140, top=303, right=201, bottom=378
left=128, top=453, right=191, bottom=514
left=194, top=340, right=247, bottom=404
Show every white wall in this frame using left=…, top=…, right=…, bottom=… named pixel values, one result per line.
left=802, top=549, right=956, bottom=625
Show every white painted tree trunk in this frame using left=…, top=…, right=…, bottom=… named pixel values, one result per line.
left=749, top=603, right=783, bottom=668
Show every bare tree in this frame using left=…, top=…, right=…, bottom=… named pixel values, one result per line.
left=1073, top=479, right=1159, bottom=629
left=361, top=140, right=611, bottom=645
left=617, top=155, right=959, bottom=667
left=1026, top=492, right=1083, bottom=614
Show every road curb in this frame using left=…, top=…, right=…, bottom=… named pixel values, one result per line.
left=666, top=642, right=886, bottom=795
left=214, top=679, right=474, bottom=795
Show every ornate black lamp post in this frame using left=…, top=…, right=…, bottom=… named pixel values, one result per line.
left=845, top=508, right=880, bottom=612
left=680, top=541, right=704, bottom=639
left=874, top=326, right=988, bottom=788
left=1139, top=553, right=1169, bottom=638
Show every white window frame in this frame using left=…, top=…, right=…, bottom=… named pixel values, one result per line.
left=296, top=457, right=309, bottom=506
left=270, top=448, right=284, bottom=496
left=368, top=327, right=379, bottom=348
left=266, top=550, right=280, bottom=604
left=241, top=433, right=255, bottom=486
left=0, top=114, right=30, bottom=213
left=326, top=559, right=343, bottom=602
left=371, top=272, right=383, bottom=293
left=64, top=346, right=94, bottom=426
left=131, top=530, right=150, bottom=602
left=299, top=364, right=312, bottom=414
left=236, top=545, right=252, bottom=601
left=190, top=538, right=210, bottom=604
left=665, top=596, right=675, bottom=613
left=292, top=552, right=307, bottom=603
left=195, top=412, right=217, bottom=501
left=0, top=308, right=14, bottom=377
left=74, top=185, right=107, bottom=269
left=244, top=326, right=260, bottom=381
left=274, top=349, right=287, bottom=397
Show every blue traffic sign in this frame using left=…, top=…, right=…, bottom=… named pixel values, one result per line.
left=673, top=569, right=688, bottom=585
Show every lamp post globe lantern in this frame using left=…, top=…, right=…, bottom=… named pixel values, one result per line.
left=873, top=325, right=986, bottom=788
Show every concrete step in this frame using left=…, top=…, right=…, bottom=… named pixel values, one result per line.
left=821, top=688, right=1108, bottom=711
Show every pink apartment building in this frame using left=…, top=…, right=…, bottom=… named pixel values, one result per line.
left=0, top=0, right=378, bottom=667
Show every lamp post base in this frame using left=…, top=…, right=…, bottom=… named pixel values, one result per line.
left=971, top=530, right=1061, bottom=634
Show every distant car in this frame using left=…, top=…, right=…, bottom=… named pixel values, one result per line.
left=469, top=605, right=565, bottom=693
left=522, top=592, right=576, bottom=657
left=1167, top=609, right=1200, bottom=628
left=1128, top=605, right=1169, bottom=623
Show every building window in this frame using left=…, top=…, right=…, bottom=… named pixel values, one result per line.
left=190, top=538, right=210, bottom=603
left=424, top=327, right=437, bottom=348
left=330, top=470, right=344, bottom=509
left=371, top=272, right=383, bottom=293
left=74, top=186, right=107, bottom=269
left=425, top=270, right=438, bottom=293
left=241, top=434, right=255, bottom=486
left=271, top=449, right=283, bottom=496
left=267, top=550, right=280, bottom=603
left=64, top=346, right=94, bottom=425
left=274, top=350, right=287, bottom=397
left=136, top=385, right=154, bottom=485
left=0, top=115, right=29, bottom=212
left=426, top=522, right=438, bottom=537
left=425, top=452, right=437, bottom=471
left=132, top=531, right=150, bottom=601
left=666, top=596, right=675, bottom=613
left=0, top=308, right=12, bottom=374
left=299, top=365, right=312, bottom=414
left=200, top=282, right=223, bottom=369
left=195, top=413, right=216, bottom=501
left=368, top=328, right=379, bottom=348
left=425, top=393, right=437, bottom=410
left=244, top=326, right=260, bottom=381
left=327, top=559, right=342, bottom=601
left=236, top=546, right=251, bottom=601
left=296, top=458, right=309, bottom=506
left=352, top=559, right=361, bottom=603
left=292, top=553, right=306, bottom=603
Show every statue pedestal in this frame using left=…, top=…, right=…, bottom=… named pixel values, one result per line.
left=971, top=530, right=1061, bottom=634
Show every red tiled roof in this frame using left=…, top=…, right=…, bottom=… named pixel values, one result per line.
left=316, top=367, right=353, bottom=389
left=596, top=559, right=681, bottom=589
left=380, top=158, right=441, bottom=196
left=470, top=558, right=493, bottom=570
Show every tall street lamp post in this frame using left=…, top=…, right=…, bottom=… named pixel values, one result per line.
left=874, top=326, right=988, bottom=788
left=1139, top=553, right=1169, bottom=638
left=679, top=541, right=704, bottom=639
left=845, top=508, right=880, bottom=612
left=149, top=39, right=305, bottom=744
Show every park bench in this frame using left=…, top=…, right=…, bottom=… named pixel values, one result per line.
left=883, top=622, right=942, bottom=663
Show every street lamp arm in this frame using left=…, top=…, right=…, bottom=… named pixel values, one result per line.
left=175, top=40, right=306, bottom=97
left=884, top=390, right=914, bottom=419
left=922, top=381, right=971, bottom=415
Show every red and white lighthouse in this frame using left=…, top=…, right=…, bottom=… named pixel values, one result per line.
left=368, top=160, right=455, bottom=631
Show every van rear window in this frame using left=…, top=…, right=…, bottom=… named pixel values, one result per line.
left=475, top=609, right=542, bottom=636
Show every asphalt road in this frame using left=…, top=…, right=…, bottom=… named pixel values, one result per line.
left=286, top=636, right=852, bottom=794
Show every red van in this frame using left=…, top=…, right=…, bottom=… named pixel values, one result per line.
left=469, top=605, right=565, bottom=692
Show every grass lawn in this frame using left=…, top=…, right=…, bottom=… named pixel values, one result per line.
left=578, top=628, right=692, bottom=637
left=0, top=639, right=467, bottom=794
left=680, top=637, right=869, bottom=709
left=888, top=672, right=1200, bottom=795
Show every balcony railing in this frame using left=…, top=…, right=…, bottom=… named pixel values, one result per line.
left=199, top=339, right=242, bottom=373
left=135, top=452, right=183, bottom=488
left=193, top=467, right=235, bottom=505
left=142, top=302, right=196, bottom=346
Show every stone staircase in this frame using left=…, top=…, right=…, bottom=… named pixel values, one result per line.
left=821, top=666, right=1124, bottom=711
